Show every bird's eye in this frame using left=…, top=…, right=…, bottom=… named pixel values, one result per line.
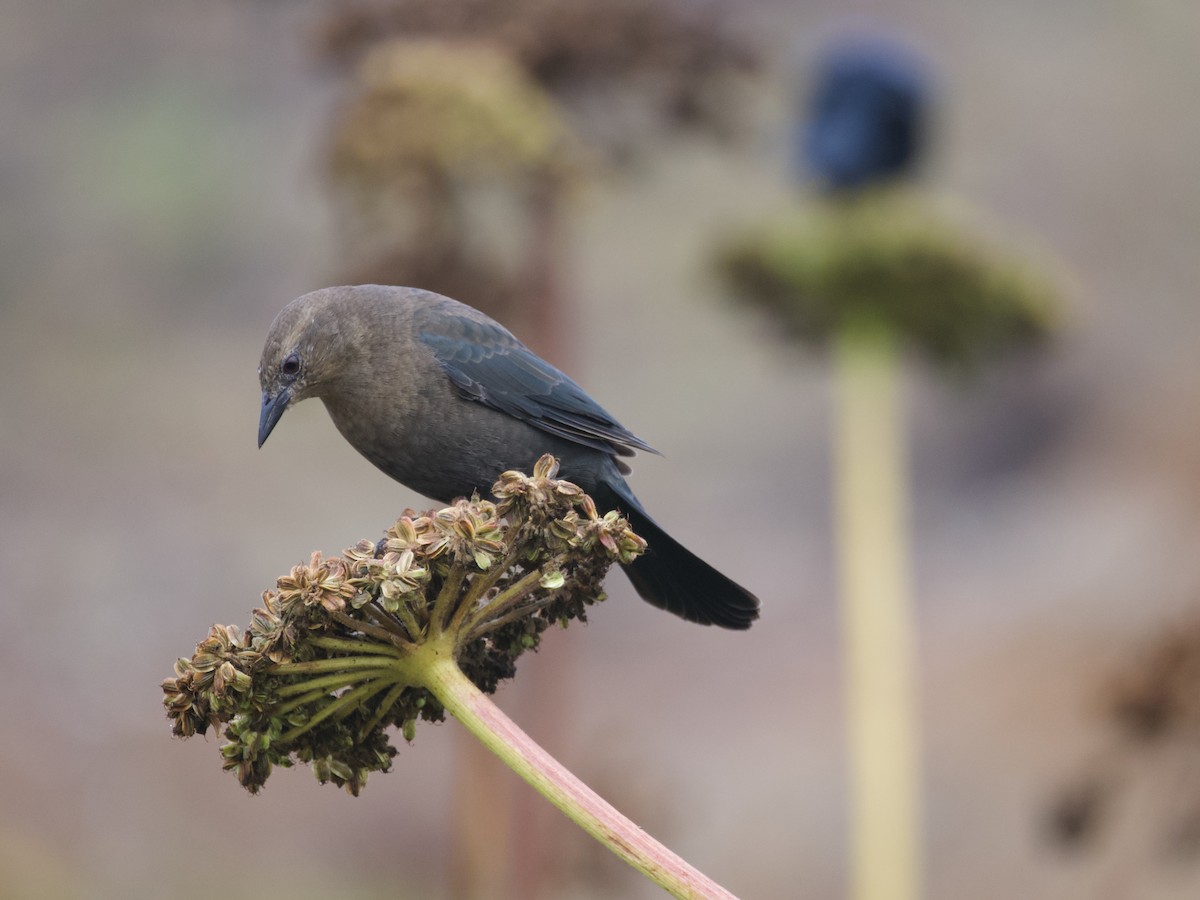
left=280, top=353, right=301, bottom=378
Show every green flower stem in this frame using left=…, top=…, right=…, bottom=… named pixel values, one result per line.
left=376, top=602, right=423, bottom=645
left=331, top=608, right=417, bottom=648
left=461, top=566, right=547, bottom=636
left=430, top=563, right=469, bottom=635
left=309, top=635, right=405, bottom=657
left=281, top=677, right=403, bottom=742
left=466, top=592, right=559, bottom=642
left=270, top=656, right=405, bottom=675
left=418, top=645, right=739, bottom=900
left=459, top=544, right=526, bottom=608
left=358, top=681, right=410, bottom=740
left=274, top=672, right=393, bottom=724
left=328, top=679, right=400, bottom=722
left=275, top=670, right=390, bottom=702
left=445, top=565, right=495, bottom=635
left=834, top=317, right=921, bottom=900
left=275, top=685, right=350, bottom=719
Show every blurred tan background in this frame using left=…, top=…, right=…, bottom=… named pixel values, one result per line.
left=3, top=1, right=1200, bottom=898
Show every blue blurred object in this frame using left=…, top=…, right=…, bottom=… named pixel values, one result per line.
left=801, top=36, right=930, bottom=192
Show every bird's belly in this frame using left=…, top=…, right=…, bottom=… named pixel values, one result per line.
left=331, top=398, right=597, bottom=504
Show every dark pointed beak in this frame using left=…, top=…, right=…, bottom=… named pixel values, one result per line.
left=258, top=388, right=291, bottom=448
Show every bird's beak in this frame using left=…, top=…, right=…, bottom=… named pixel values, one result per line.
left=258, top=388, right=291, bottom=448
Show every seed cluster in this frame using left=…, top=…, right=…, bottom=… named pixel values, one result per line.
left=163, top=455, right=644, bottom=795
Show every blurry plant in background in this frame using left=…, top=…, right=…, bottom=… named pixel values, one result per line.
left=721, top=193, right=1061, bottom=370
left=1049, top=612, right=1200, bottom=864
left=720, top=30, right=1066, bottom=900
left=325, top=39, right=578, bottom=335
left=314, top=0, right=758, bottom=153
left=315, top=0, right=758, bottom=348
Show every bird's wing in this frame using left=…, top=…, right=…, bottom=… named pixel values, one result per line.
left=415, top=307, right=657, bottom=458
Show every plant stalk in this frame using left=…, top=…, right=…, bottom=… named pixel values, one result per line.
left=834, top=317, right=921, bottom=900
left=420, top=648, right=739, bottom=900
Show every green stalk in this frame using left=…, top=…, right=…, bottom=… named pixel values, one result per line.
left=309, top=635, right=405, bottom=657
left=430, top=563, right=469, bottom=635
left=270, top=656, right=402, bottom=676
left=377, top=601, right=423, bottom=645
left=275, top=670, right=389, bottom=703
left=358, top=681, right=410, bottom=741
left=331, top=607, right=417, bottom=648
left=834, top=317, right=921, bottom=900
left=461, top=567, right=546, bottom=636
left=418, top=647, right=739, bottom=900
left=466, top=592, right=559, bottom=642
left=280, top=677, right=400, bottom=742
left=457, top=542, right=526, bottom=609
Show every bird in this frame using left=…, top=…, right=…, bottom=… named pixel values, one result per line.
left=257, top=285, right=759, bottom=629
left=800, top=35, right=929, bottom=192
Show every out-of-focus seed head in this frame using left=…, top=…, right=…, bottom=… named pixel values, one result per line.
left=1047, top=613, right=1200, bottom=859
left=719, top=192, right=1068, bottom=371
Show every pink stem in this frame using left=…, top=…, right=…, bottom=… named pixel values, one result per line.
left=423, top=653, right=739, bottom=899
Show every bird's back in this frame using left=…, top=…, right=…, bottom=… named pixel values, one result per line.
left=316, top=286, right=629, bottom=502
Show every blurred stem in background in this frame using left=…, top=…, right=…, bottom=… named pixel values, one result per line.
left=720, top=22, right=1063, bottom=883
left=730, top=34, right=934, bottom=895
left=834, top=317, right=920, bottom=900
left=720, top=181, right=1062, bottom=897
left=720, top=182, right=1061, bottom=898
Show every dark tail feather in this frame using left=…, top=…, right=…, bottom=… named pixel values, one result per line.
left=596, top=484, right=760, bottom=630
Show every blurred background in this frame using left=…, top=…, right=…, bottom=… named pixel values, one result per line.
left=3, top=1, right=1200, bottom=898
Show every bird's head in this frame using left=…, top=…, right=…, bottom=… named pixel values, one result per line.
left=257, top=287, right=362, bottom=448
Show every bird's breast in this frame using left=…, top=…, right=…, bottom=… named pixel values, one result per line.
left=324, top=391, right=599, bottom=504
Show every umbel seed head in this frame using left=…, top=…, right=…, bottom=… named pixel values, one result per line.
left=163, top=455, right=644, bottom=795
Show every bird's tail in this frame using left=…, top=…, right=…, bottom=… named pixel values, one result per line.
left=596, top=483, right=760, bottom=630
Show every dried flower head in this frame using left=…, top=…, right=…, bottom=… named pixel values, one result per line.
left=163, top=456, right=642, bottom=795
left=1047, top=613, right=1200, bottom=859
left=276, top=551, right=359, bottom=613
left=329, top=39, right=577, bottom=187
left=720, top=191, right=1067, bottom=369
left=325, top=38, right=578, bottom=323
left=315, top=0, right=757, bottom=143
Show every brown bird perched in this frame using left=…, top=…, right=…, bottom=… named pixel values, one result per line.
left=258, top=285, right=759, bottom=629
